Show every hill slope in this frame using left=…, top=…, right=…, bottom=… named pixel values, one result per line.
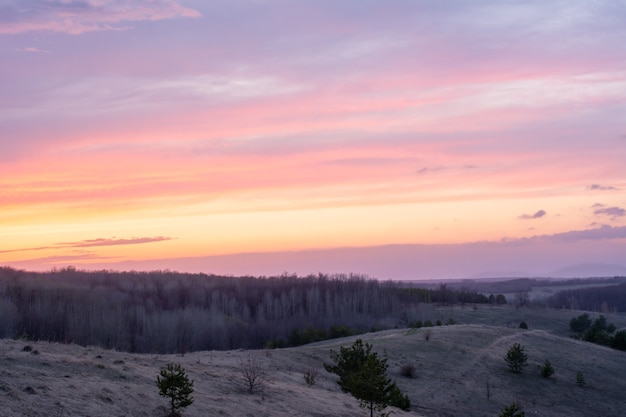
left=2, top=325, right=625, bottom=417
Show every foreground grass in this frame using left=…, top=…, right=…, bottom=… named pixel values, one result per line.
left=2, top=306, right=626, bottom=417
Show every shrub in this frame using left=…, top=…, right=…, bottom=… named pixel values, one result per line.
left=303, top=368, right=318, bottom=386
left=519, top=322, right=528, bottom=330
left=423, top=330, right=432, bottom=341
left=156, top=363, right=194, bottom=417
left=583, top=315, right=616, bottom=346
left=329, top=325, right=355, bottom=339
left=540, top=360, right=554, bottom=378
left=611, top=330, right=626, bottom=351
left=400, top=363, right=416, bottom=378
left=387, top=383, right=411, bottom=411
left=265, top=338, right=285, bottom=349
left=570, top=313, right=592, bottom=333
left=576, top=371, right=586, bottom=387
left=499, top=401, right=525, bottom=417
left=504, top=343, right=528, bottom=374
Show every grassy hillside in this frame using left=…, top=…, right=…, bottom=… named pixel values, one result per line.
left=403, top=304, right=626, bottom=341
left=2, top=310, right=626, bottom=417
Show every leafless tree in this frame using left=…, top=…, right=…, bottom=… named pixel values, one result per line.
left=239, top=354, right=267, bottom=394
left=303, top=367, right=319, bottom=386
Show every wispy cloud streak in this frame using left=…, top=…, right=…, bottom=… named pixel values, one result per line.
left=0, top=237, right=173, bottom=254
left=0, top=0, right=201, bottom=35
left=522, top=225, right=626, bottom=242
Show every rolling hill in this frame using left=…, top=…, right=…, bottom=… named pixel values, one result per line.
left=2, top=308, right=626, bottom=417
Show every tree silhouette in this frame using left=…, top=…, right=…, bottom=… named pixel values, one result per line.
left=504, top=343, right=528, bottom=374
left=156, top=363, right=194, bottom=417
left=324, top=339, right=410, bottom=417
left=540, top=359, right=554, bottom=378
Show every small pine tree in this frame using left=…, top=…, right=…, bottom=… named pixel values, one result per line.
left=570, top=313, right=592, bottom=333
left=324, top=339, right=410, bottom=417
left=504, top=343, right=528, bottom=374
left=500, top=401, right=525, bottom=417
left=540, top=359, right=554, bottom=378
left=156, top=363, right=194, bottom=417
left=611, top=330, right=626, bottom=351
left=387, top=382, right=411, bottom=411
left=576, top=371, right=586, bottom=387
left=348, top=354, right=393, bottom=417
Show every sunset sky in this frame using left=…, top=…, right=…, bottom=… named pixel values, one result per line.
left=1, top=0, right=625, bottom=279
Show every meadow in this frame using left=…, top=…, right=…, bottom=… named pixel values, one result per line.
left=2, top=303, right=626, bottom=417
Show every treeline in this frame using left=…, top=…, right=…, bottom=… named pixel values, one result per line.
left=0, top=267, right=408, bottom=353
left=547, top=282, right=626, bottom=312
left=0, top=267, right=500, bottom=353
left=397, top=284, right=505, bottom=306
left=569, top=313, right=626, bottom=351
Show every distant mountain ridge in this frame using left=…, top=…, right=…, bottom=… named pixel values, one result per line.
left=549, top=263, right=626, bottom=278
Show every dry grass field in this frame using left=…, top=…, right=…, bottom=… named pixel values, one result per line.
left=2, top=305, right=626, bottom=417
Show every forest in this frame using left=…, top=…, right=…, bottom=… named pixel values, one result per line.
left=0, top=267, right=495, bottom=353
left=546, top=282, right=626, bottom=313
left=3, top=266, right=622, bottom=354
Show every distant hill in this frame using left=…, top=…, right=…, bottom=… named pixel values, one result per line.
left=549, top=263, right=626, bottom=278
left=3, top=314, right=626, bottom=417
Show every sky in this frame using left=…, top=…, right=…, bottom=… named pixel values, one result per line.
left=1, top=0, right=625, bottom=280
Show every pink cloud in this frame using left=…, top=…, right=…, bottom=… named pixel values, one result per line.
left=16, top=47, right=50, bottom=53
left=0, top=0, right=201, bottom=35
left=0, top=237, right=173, bottom=255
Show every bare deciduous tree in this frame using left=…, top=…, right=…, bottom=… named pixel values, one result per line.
left=303, top=367, right=318, bottom=386
left=239, top=354, right=267, bottom=394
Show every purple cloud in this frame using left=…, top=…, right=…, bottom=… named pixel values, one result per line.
left=594, top=206, right=626, bottom=217
left=588, top=184, right=617, bottom=191
left=325, top=157, right=416, bottom=166
left=538, top=225, right=626, bottom=242
left=0, top=236, right=173, bottom=254
left=417, top=166, right=447, bottom=175
left=519, top=210, right=546, bottom=220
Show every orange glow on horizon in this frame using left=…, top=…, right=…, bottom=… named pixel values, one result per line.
left=2, top=2, right=625, bottom=277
